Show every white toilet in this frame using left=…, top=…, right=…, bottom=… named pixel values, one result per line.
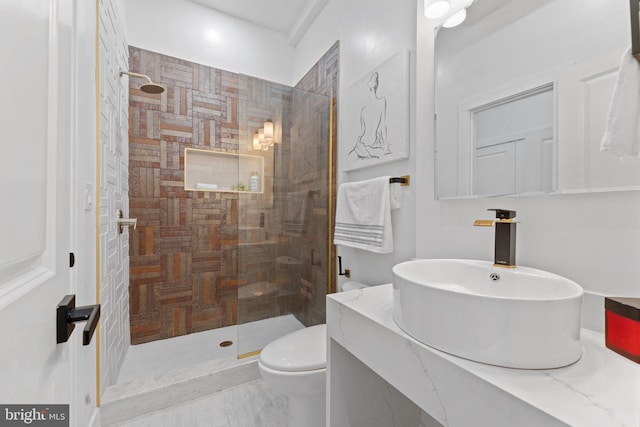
left=258, top=281, right=369, bottom=427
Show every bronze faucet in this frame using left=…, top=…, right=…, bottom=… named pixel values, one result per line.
left=474, top=209, right=517, bottom=268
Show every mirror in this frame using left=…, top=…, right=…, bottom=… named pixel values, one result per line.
left=435, top=0, right=640, bottom=199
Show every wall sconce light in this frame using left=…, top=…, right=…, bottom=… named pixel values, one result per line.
left=424, top=0, right=450, bottom=19
left=251, top=119, right=279, bottom=151
left=264, top=119, right=274, bottom=146
left=252, top=132, right=261, bottom=150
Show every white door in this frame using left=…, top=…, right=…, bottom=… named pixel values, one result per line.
left=0, top=1, right=97, bottom=426
left=474, top=142, right=516, bottom=196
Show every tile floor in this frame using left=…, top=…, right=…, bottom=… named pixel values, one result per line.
left=110, top=379, right=287, bottom=427
left=108, top=315, right=302, bottom=426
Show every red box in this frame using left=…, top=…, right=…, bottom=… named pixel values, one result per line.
left=605, top=297, right=640, bottom=364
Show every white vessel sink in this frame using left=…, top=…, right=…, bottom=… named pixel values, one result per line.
left=392, top=259, right=583, bottom=369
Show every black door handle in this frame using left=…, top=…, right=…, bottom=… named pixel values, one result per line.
left=56, top=295, right=100, bottom=346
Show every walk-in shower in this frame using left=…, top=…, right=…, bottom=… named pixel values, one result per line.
left=126, top=45, right=337, bottom=361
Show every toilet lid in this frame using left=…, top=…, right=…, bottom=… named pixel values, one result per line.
left=259, top=324, right=326, bottom=372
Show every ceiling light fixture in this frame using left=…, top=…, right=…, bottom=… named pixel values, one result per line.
left=442, top=7, right=467, bottom=28
left=424, top=0, right=451, bottom=19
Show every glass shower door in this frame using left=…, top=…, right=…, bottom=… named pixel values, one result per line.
left=236, top=76, right=332, bottom=358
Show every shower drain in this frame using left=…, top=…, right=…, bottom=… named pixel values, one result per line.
left=219, top=340, right=234, bottom=347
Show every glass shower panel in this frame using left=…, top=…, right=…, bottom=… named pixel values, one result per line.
left=283, top=88, right=332, bottom=327
left=236, top=75, right=331, bottom=357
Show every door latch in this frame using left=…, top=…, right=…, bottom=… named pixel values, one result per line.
left=56, top=295, right=100, bottom=346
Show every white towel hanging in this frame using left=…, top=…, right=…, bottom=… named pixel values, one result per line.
left=600, top=47, right=640, bottom=158
left=333, top=176, right=393, bottom=254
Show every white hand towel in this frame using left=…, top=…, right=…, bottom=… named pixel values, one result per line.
left=600, top=47, right=640, bottom=157
left=390, top=181, right=403, bottom=210
left=334, top=176, right=393, bottom=254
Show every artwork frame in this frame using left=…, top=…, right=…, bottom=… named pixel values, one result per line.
left=342, top=49, right=410, bottom=172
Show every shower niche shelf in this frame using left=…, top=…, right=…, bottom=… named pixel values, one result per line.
left=184, top=148, right=264, bottom=193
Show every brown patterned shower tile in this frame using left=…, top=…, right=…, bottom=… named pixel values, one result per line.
left=226, top=98, right=238, bottom=125
left=160, top=57, right=193, bottom=82
left=192, top=224, right=215, bottom=251
left=157, top=236, right=193, bottom=253
left=139, top=227, right=155, bottom=255
left=130, top=199, right=161, bottom=214
left=192, top=258, right=221, bottom=275
left=155, top=281, right=193, bottom=305
left=129, top=267, right=164, bottom=287
left=130, top=280, right=158, bottom=315
left=204, top=118, right=215, bottom=146
left=160, top=122, right=192, bottom=139
left=201, top=118, right=221, bottom=148
left=162, top=198, right=182, bottom=226
left=192, top=64, right=201, bottom=91
left=191, top=306, right=226, bottom=332
left=130, top=136, right=160, bottom=146
left=130, top=263, right=161, bottom=279
left=221, top=72, right=239, bottom=97
left=180, top=87, right=189, bottom=116
left=133, top=167, right=159, bottom=198
left=130, top=88, right=161, bottom=106
left=130, top=319, right=162, bottom=344
left=219, top=125, right=239, bottom=149
left=171, top=307, right=190, bottom=336
left=144, top=110, right=161, bottom=140
left=160, top=168, right=185, bottom=183
left=198, top=273, right=216, bottom=305
left=193, top=99, right=222, bottom=114
left=191, top=208, right=222, bottom=224
left=218, top=277, right=246, bottom=289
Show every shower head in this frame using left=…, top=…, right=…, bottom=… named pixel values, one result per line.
left=139, top=83, right=165, bottom=94
left=119, top=71, right=165, bottom=94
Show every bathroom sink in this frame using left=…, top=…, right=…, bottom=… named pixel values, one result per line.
left=392, top=259, right=583, bottom=369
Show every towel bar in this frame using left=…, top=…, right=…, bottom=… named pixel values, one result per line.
left=389, top=175, right=410, bottom=186
left=631, top=0, right=640, bottom=62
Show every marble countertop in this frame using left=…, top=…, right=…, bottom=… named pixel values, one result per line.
left=327, top=284, right=640, bottom=427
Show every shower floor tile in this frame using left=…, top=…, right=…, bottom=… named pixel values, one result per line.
left=109, top=379, right=287, bottom=427
left=118, top=314, right=304, bottom=384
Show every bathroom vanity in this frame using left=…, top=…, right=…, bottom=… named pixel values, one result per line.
left=327, top=285, right=640, bottom=426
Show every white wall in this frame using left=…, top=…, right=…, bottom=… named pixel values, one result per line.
left=99, top=0, right=132, bottom=390
left=293, top=0, right=418, bottom=287
left=118, top=0, right=295, bottom=85
left=416, top=2, right=640, bottom=333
